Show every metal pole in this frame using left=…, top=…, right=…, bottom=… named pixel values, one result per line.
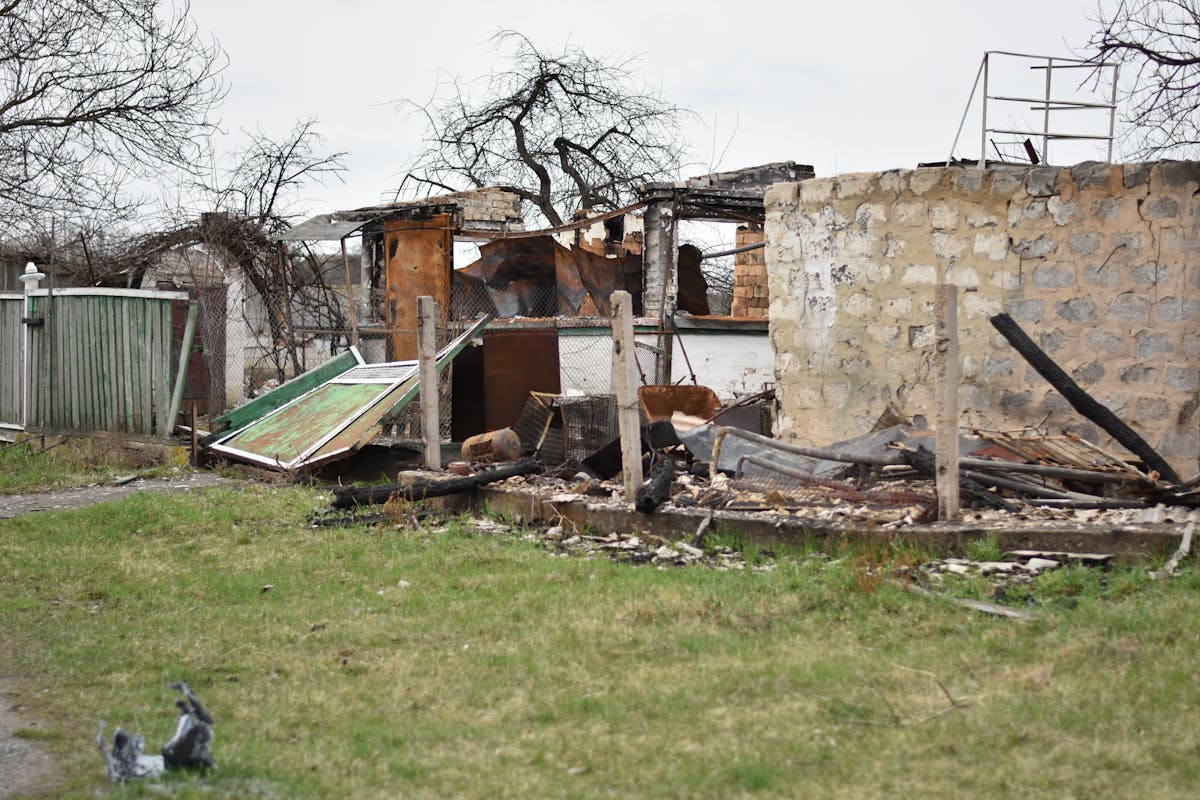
left=18, top=263, right=44, bottom=429
left=1043, top=57, right=1053, bottom=165
left=948, top=55, right=987, bottom=166
left=165, top=302, right=199, bottom=436
left=979, top=53, right=990, bottom=169
left=1107, top=64, right=1119, bottom=162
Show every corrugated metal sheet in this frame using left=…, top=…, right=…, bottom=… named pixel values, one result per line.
left=275, top=213, right=382, bottom=242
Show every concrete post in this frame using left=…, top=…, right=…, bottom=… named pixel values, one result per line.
left=935, top=284, right=960, bottom=521
left=612, top=290, right=644, bottom=501
left=417, top=296, right=441, bottom=470
left=18, top=262, right=45, bottom=428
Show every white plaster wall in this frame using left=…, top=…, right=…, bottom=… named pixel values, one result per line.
left=670, top=333, right=774, bottom=399
left=557, top=329, right=773, bottom=400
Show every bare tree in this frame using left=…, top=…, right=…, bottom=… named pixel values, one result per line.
left=1089, top=0, right=1200, bottom=156
left=398, top=31, right=693, bottom=226
left=199, top=118, right=348, bottom=234
left=188, top=121, right=348, bottom=379
left=0, top=0, right=225, bottom=232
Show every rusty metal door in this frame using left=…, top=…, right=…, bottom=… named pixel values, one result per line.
left=383, top=214, right=453, bottom=359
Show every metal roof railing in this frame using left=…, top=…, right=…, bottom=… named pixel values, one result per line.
left=948, top=51, right=1120, bottom=168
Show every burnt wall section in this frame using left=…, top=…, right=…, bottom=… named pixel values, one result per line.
left=732, top=225, right=768, bottom=319
left=765, top=162, right=1200, bottom=476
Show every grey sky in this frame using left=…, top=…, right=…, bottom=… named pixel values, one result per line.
left=186, top=0, right=1110, bottom=215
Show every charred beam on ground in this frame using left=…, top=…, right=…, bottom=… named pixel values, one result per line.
left=989, top=313, right=1181, bottom=485
left=635, top=458, right=675, bottom=514
left=330, top=457, right=541, bottom=509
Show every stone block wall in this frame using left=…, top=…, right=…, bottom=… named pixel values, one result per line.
left=732, top=225, right=768, bottom=318
left=452, top=187, right=524, bottom=226
left=765, top=161, right=1200, bottom=476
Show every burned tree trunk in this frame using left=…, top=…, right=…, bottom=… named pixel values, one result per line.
left=990, top=313, right=1180, bottom=485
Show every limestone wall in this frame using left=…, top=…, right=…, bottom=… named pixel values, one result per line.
left=765, top=162, right=1200, bottom=475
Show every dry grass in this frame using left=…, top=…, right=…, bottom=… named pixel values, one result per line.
left=2, top=482, right=1199, bottom=798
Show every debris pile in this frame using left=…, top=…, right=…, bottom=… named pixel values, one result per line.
left=209, top=302, right=1195, bottom=547
left=97, top=681, right=215, bottom=782
left=901, top=550, right=1112, bottom=588
left=416, top=516, right=777, bottom=572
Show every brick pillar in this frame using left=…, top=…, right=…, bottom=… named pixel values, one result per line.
left=731, top=225, right=767, bottom=318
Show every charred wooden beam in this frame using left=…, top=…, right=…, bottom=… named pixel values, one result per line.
left=989, top=313, right=1181, bottom=485
left=898, top=445, right=1018, bottom=511
left=330, top=457, right=541, bottom=509
left=635, top=458, right=675, bottom=514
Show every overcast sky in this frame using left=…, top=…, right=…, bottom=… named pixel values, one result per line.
left=185, top=0, right=1113, bottom=216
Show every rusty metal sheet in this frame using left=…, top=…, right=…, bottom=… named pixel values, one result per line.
left=482, top=329, right=561, bottom=430
left=456, top=236, right=639, bottom=318
left=638, top=385, right=719, bottom=422
left=384, top=215, right=453, bottom=359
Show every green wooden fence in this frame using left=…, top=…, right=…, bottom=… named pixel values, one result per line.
left=0, top=295, right=22, bottom=434
left=12, top=288, right=192, bottom=437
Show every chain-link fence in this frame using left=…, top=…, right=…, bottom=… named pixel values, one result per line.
left=191, top=268, right=666, bottom=448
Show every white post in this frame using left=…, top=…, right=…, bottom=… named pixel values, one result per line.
left=979, top=53, right=989, bottom=169
left=612, top=290, right=643, bottom=501
left=417, top=295, right=441, bottom=470
left=18, top=262, right=45, bottom=428
left=935, top=284, right=960, bottom=521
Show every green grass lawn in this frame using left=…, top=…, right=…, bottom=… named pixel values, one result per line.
left=0, top=441, right=172, bottom=494
left=2, top=480, right=1199, bottom=798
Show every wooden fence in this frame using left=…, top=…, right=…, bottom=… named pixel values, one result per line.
left=0, top=288, right=193, bottom=438
left=0, top=295, right=22, bottom=434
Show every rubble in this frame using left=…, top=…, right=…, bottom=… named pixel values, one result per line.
left=312, top=366, right=1197, bottom=561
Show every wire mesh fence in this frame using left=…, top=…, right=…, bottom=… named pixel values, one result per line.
left=194, top=270, right=665, bottom=447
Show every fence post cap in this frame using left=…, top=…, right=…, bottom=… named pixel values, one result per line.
left=19, top=262, right=45, bottom=288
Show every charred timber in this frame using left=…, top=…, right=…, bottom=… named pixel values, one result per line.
left=331, top=457, right=541, bottom=509
left=990, top=313, right=1181, bottom=485
left=899, top=445, right=1018, bottom=511
left=635, top=458, right=675, bottom=514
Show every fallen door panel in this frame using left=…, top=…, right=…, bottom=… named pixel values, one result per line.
left=213, top=382, right=392, bottom=467
left=208, top=316, right=492, bottom=470
left=207, top=348, right=363, bottom=440
left=302, top=373, right=421, bottom=467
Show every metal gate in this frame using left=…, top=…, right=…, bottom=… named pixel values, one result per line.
left=0, top=287, right=193, bottom=439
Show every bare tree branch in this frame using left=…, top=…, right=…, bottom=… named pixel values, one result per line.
left=1089, top=0, right=1200, bottom=157
left=0, top=0, right=226, bottom=234
left=396, top=30, right=694, bottom=226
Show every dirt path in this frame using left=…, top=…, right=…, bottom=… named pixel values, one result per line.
left=0, top=471, right=233, bottom=520
left=0, top=679, right=57, bottom=799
